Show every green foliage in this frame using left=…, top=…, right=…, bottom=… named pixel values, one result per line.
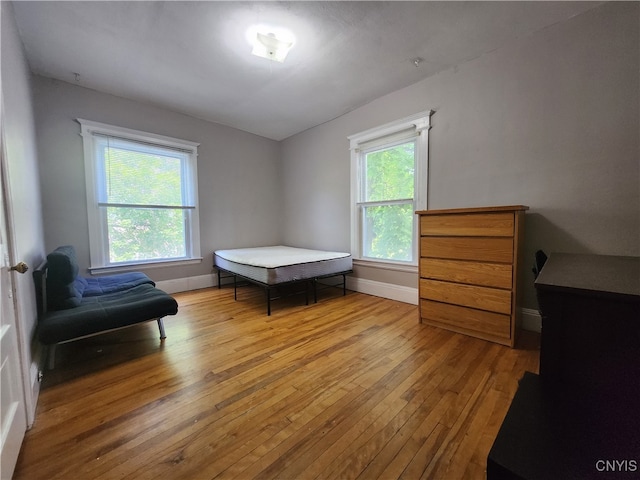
left=107, top=207, right=186, bottom=263
left=105, top=147, right=183, bottom=205
left=102, top=146, right=187, bottom=263
left=365, top=143, right=414, bottom=201
left=363, top=204, right=413, bottom=261
left=362, top=141, right=415, bottom=261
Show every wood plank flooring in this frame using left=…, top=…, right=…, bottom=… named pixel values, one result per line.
left=13, top=285, right=539, bottom=479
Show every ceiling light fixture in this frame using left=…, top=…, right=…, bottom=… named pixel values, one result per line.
left=247, top=25, right=295, bottom=63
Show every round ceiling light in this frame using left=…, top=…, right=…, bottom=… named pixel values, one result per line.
left=246, top=24, right=296, bottom=62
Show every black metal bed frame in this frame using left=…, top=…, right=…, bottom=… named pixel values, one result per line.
left=215, top=267, right=352, bottom=315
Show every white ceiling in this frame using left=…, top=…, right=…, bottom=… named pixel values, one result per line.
left=12, top=1, right=601, bottom=140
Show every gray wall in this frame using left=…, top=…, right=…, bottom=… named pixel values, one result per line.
left=280, top=2, right=639, bottom=311
left=1, top=0, right=47, bottom=423
left=32, top=77, right=283, bottom=282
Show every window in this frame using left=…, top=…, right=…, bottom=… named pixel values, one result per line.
left=349, top=111, right=433, bottom=266
left=79, top=119, right=201, bottom=271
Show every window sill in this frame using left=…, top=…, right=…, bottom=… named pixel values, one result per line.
left=352, top=258, right=418, bottom=274
left=89, top=257, right=203, bottom=275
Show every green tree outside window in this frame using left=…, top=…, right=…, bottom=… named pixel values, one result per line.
left=101, top=146, right=188, bottom=263
left=362, top=141, right=415, bottom=261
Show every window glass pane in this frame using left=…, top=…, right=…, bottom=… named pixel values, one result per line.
left=81, top=120, right=201, bottom=269
left=106, top=207, right=186, bottom=263
left=362, top=203, right=413, bottom=262
left=364, top=141, right=415, bottom=202
left=102, top=144, right=184, bottom=206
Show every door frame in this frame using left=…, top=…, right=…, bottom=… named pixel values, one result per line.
left=0, top=106, right=28, bottom=479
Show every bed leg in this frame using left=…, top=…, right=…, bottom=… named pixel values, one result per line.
left=343, top=273, right=347, bottom=295
left=266, top=287, right=271, bottom=316
left=234, top=275, right=238, bottom=300
left=157, top=318, right=166, bottom=340
left=217, top=268, right=221, bottom=289
left=305, top=281, right=309, bottom=305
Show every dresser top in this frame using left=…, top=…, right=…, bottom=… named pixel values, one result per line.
left=535, top=253, right=640, bottom=299
left=416, top=205, right=529, bottom=215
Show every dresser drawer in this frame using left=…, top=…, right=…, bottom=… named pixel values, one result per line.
left=420, top=258, right=512, bottom=289
left=420, top=299, right=512, bottom=340
left=420, top=236, right=514, bottom=264
left=420, top=299, right=511, bottom=340
left=420, top=212, right=514, bottom=237
left=420, top=278, right=512, bottom=315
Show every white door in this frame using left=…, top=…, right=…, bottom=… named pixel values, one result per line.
left=0, top=126, right=27, bottom=479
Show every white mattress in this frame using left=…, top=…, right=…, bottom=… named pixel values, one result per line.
left=214, top=246, right=352, bottom=285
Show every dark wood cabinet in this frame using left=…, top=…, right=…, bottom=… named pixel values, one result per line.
left=535, top=253, right=640, bottom=392
left=488, top=253, right=640, bottom=479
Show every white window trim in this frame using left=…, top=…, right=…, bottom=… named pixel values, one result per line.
left=78, top=118, right=201, bottom=271
left=348, top=110, right=433, bottom=268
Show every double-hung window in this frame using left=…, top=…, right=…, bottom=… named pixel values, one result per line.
left=349, top=111, right=433, bottom=266
left=79, top=119, right=201, bottom=271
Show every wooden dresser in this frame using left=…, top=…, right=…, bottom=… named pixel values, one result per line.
left=416, top=205, right=528, bottom=347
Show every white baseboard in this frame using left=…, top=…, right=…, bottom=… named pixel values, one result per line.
left=157, top=274, right=418, bottom=302
left=158, top=274, right=542, bottom=333
left=520, top=307, right=542, bottom=333
left=346, top=277, right=542, bottom=333
left=156, top=274, right=216, bottom=294
left=28, top=342, right=44, bottom=428
left=346, top=277, right=419, bottom=305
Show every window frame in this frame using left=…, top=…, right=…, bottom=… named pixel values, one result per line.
left=78, top=119, right=202, bottom=273
left=349, top=111, right=433, bottom=269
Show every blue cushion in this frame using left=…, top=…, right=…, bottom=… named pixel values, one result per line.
left=83, top=272, right=154, bottom=296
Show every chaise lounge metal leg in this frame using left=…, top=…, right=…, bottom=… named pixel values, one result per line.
left=47, top=344, right=57, bottom=370
left=157, top=318, right=166, bottom=340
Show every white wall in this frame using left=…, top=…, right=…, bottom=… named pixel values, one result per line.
left=32, top=77, right=283, bottom=284
left=280, top=2, right=639, bottom=311
left=1, top=0, right=47, bottom=424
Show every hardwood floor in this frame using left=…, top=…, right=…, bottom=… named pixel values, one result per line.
left=14, top=285, right=539, bottom=479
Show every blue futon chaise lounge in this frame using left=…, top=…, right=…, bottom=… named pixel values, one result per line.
left=34, top=246, right=178, bottom=368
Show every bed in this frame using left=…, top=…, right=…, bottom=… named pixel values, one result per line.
left=214, top=246, right=352, bottom=315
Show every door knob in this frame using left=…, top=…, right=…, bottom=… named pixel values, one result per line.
left=10, top=262, right=29, bottom=274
